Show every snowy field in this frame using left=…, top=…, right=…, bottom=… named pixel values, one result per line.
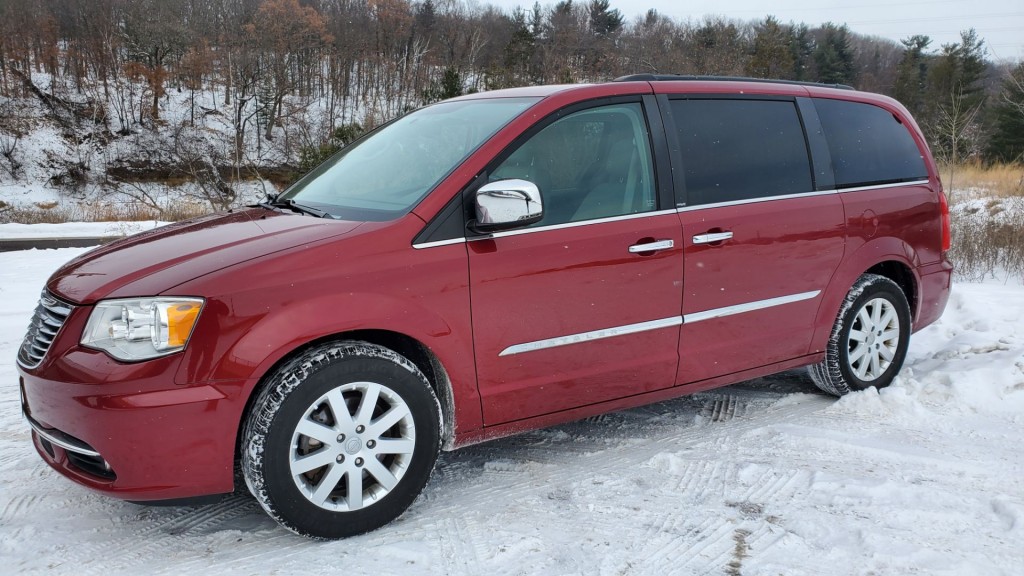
left=1, top=248, right=1022, bottom=575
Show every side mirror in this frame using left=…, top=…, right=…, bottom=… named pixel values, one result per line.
left=471, top=179, right=544, bottom=233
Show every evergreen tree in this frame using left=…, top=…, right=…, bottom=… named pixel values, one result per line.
left=747, top=16, right=795, bottom=79
left=789, top=24, right=813, bottom=80
left=928, top=29, right=988, bottom=164
left=588, top=0, right=623, bottom=38
left=986, top=63, right=1024, bottom=162
left=813, top=23, right=856, bottom=85
left=894, top=35, right=931, bottom=116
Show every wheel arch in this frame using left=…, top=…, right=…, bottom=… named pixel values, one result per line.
left=232, top=329, right=459, bottom=477
left=810, top=237, right=922, bottom=354
left=865, top=260, right=918, bottom=318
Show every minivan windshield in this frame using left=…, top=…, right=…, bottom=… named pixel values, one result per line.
left=279, top=97, right=539, bottom=221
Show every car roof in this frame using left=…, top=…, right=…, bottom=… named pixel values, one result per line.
left=452, top=78, right=907, bottom=118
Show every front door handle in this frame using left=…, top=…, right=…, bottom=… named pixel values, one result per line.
left=692, top=231, right=733, bottom=244
left=628, top=239, right=674, bottom=253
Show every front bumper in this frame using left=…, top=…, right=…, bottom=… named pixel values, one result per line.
left=18, top=340, right=250, bottom=501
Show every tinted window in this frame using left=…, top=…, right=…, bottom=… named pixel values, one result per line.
left=490, top=103, right=656, bottom=226
left=815, top=98, right=928, bottom=188
left=671, top=99, right=813, bottom=205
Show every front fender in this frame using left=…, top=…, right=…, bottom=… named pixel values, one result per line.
left=808, top=236, right=921, bottom=354
left=173, top=290, right=482, bottom=436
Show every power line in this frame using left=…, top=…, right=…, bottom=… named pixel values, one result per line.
left=843, top=12, right=1024, bottom=25
left=676, top=0, right=969, bottom=14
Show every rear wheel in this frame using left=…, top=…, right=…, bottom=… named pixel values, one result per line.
left=242, top=341, right=441, bottom=539
left=808, top=274, right=912, bottom=396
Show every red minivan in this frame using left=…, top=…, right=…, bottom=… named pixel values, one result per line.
left=17, top=76, right=952, bottom=539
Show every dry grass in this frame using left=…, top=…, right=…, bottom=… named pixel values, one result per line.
left=950, top=201, right=1024, bottom=281
left=935, top=163, right=1024, bottom=281
left=0, top=199, right=209, bottom=224
left=942, top=162, right=1024, bottom=202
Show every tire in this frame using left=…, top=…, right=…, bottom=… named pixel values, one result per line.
left=808, top=274, right=912, bottom=397
left=241, top=341, right=442, bottom=539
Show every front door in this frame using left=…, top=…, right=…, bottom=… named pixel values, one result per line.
left=468, top=101, right=684, bottom=425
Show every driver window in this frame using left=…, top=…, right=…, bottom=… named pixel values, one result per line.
left=490, top=103, right=657, bottom=227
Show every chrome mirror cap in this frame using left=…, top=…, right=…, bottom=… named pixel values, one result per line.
left=472, top=179, right=544, bottom=233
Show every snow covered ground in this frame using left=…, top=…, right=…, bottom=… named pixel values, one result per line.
left=0, top=221, right=167, bottom=239
left=1, top=248, right=1022, bottom=575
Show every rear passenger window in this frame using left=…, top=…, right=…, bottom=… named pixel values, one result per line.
left=671, top=99, right=813, bottom=206
left=815, top=99, right=928, bottom=188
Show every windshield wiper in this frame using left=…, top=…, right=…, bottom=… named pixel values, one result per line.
left=253, top=194, right=333, bottom=218
left=254, top=193, right=282, bottom=212
left=277, top=199, right=333, bottom=218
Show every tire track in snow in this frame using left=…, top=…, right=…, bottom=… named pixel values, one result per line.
left=159, top=493, right=262, bottom=535
left=432, top=515, right=484, bottom=575
left=410, top=388, right=831, bottom=574
left=44, top=493, right=267, bottom=576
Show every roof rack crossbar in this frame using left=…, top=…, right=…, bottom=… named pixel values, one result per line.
left=613, top=74, right=854, bottom=91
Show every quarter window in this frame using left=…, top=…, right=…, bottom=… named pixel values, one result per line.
left=671, top=99, right=813, bottom=206
left=815, top=98, right=928, bottom=188
left=490, top=103, right=657, bottom=226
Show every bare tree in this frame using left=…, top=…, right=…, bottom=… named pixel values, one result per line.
left=0, top=131, right=22, bottom=178
left=935, top=85, right=984, bottom=199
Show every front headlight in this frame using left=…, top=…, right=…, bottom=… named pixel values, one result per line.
left=81, top=297, right=205, bottom=361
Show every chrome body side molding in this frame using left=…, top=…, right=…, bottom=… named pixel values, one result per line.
left=499, top=316, right=682, bottom=357
left=683, top=290, right=821, bottom=324
left=499, top=290, right=823, bottom=356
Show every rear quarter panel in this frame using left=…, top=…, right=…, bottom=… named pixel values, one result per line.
left=809, top=184, right=942, bottom=354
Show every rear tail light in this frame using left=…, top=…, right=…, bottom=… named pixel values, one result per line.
left=938, top=187, right=951, bottom=252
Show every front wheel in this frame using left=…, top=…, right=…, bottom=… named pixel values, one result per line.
left=242, top=341, right=442, bottom=539
left=808, top=274, right=912, bottom=396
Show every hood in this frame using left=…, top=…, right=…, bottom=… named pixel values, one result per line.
left=48, top=208, right=363, bottom=304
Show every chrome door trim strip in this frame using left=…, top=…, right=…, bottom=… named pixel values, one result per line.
left=684, top=290, right=821, bottom=324
left=412, top=237, right=467, bottom=250
left=499, top=316, right=683, bottom=357
left=413, top=209, right=679, bottom=249
left=675, top=180, right=929, bottom=212
left=416, top=180, right=931, bottom=248
left=676, top=189, right=836, bottom=212
left=484, top=209, right=679, bottom=240
left=836, top=179, right=929, bottom=193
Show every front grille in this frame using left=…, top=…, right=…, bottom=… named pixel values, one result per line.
left=17, top=291, right=73, bottom=369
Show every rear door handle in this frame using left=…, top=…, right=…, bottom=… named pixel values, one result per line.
left=628, top=239, right=674, bottom=253
left=692, top=231, right=733, bottom=244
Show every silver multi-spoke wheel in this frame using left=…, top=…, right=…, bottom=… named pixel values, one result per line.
left=846, top=297, right=901, bottom=382
left=808, top=274, right=911, bottom=397
left=290, top=381, right=416, bottom=512
left=243, top=341, right=441, bottom=539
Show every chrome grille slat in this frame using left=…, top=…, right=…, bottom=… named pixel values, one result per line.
left=43, top=305, right=71, bottom=317
left=17, top=291, right=74, bottom=369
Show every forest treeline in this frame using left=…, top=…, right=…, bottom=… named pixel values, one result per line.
left=1, top=0, right=1023, bottom=171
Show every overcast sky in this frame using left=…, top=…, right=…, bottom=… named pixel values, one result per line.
left=480, top=0, right=1024, bottom=61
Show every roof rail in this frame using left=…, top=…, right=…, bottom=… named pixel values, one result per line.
left=613, top=74, right=855, bottom=91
